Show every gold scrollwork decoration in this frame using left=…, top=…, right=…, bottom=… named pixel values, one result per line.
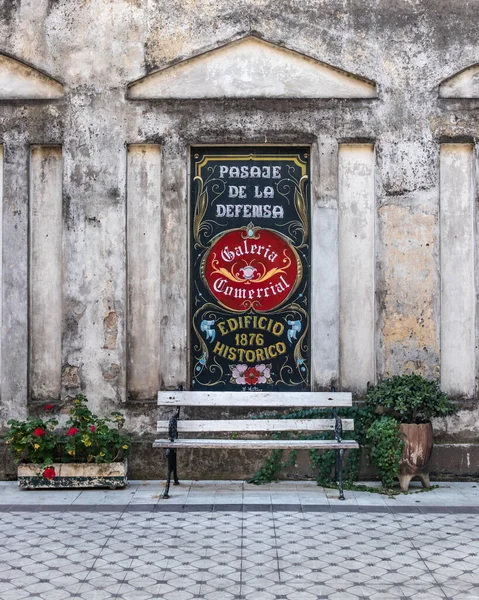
left=273, top=303, right=310, bottom=387
left=294, top=175, right=309, bottom=247
left=193, top=176, right=208, bottom=248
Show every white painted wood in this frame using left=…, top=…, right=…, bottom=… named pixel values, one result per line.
left=440, top=144, right=475, bottom=397
left=153, top=439, right=359, bottom=449
left=157, top=419, right=355, bottom=432
left=127, top=145, right=162, bottom=400
left=158, top=391, right=352, bottom=407
left=129, top=37, right=376, bottom=100
left=338, top=144, right=375, bottom=392
left=30, top=146, right=63, bottom=400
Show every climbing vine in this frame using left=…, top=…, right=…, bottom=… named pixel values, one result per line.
left=247, top=406, right=363, bottom=488
left=247, top=403, right=436, bottom=496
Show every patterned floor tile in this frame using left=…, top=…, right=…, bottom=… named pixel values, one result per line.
left=2, top=510, right=479, bottom=598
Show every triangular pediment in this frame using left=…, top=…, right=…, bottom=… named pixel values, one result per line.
left=0, top=54, right=63, bottom=100
left=128, top=36, right=376, bottom=100
left=439, top=64, right=479, bottom=98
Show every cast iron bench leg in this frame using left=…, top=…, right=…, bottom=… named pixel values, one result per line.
left=163, top=448, right=178, bottom=499
left=172, top=448, right=179, bottom=486
left=336, top=448, right=345, bottom=501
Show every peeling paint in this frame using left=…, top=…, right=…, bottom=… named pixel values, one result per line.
left=103, top=310, right=118, bottom=349
left=103, top=363, right=121, bottom=381
left=0, top=0, right=478, bottom=479
left=61, top=364, right=81, bottom=389
left=379, top=204, right=438, bottom=379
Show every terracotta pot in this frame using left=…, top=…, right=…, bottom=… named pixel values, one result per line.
left=17, top=460, right=128, bottom=489
left=398, top=422, right=433, bottom=492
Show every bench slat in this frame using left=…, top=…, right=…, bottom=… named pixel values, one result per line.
left=156, top=418, right=354, bottom=433
left=153, top=439, right=359, bottom=449
left=158, top=391, right=352, bottom=407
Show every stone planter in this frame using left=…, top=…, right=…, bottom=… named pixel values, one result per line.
left=17, top=460, right=128, bottom=489
left=398, top=423, right=433, bottom=492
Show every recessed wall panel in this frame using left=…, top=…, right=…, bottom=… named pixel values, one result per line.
left=30, top=146, right=63, bottom=400
left=311, top=139, right=340, bottom=389
left=0, top=145, right=3, bottom=391
left=127, top=145, right=161, bottom=400
left=338, top=144, right=375, bottom=391
left=440, top=144, right=475, bottom=397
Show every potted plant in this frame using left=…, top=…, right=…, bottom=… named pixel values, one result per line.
left=363, top=374, right=456, bottom=491
left=5, top=394, right=130, bottom=489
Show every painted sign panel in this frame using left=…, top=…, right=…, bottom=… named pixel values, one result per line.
left=190, top=147, right=311, bottom=391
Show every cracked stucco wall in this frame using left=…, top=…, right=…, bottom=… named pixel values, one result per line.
left=0, top=0, right=479, bottom=471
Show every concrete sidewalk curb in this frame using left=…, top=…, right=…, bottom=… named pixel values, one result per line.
left=0, top=503, right=478, bottom=513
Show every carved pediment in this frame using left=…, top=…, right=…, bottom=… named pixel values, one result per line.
left=0, top=54, right=63, bottom=100
left=439, top=64, right=479, bottom=98
left=128, top=36, right=376, bottom=100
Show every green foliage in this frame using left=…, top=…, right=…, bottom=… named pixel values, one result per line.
left=249, top=449, right=285, bottom=484
left=6, top=415, right=59, bottom=468
left=365, top=415, right=403, bottom=488
left=364, top=374, right=457, bottom=424
left=247, top=406, right=362, bottom=487
left=248, top=376, right=456, bottom=492
left=62, top=394, right=129, bottom=463
left=5, top=394, right=130, bottom=469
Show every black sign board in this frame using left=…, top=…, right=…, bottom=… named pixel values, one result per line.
left=190, top=147, right=311, bottom=391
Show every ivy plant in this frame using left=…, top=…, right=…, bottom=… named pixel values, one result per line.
left=363, top=374, right=456, bottom=424
left=365, top=415, right=403, bottom=489
left=248, top=375, right=456, bottom=493
left=247, top=406, right=362, bottom=488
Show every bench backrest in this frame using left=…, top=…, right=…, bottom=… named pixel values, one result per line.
left=157, top=391, right=353, bottom=407
left=157, top=391, right=354, bottom=435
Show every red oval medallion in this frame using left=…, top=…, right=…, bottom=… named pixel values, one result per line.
left=203, top=225, right=301, bottom=312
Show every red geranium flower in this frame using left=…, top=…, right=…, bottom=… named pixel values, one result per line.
left=67, top=427, right=79, bottom=436
left=43, top=467, right=56, bottom=480
left=45, top=404, right=53, bottom=411
left=33, top=428, right=45, bottom=437
left=90, top=425, right=96, bottom=432
left=244, top=367, right=259, bottom=386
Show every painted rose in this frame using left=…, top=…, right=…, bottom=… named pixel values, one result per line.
left=43, top=467, right=56, bottom=480
left=230, top=363, right=273, bottom=386
left=244, top=367, right=259, bottom=386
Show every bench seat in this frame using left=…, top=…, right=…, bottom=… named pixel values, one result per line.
left=153, top=439, right=359, bottom=449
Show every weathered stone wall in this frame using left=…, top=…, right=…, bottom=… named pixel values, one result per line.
left=1, top=0, right=479, bottom=478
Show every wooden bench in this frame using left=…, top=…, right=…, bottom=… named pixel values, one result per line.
left=154, top=390, right=359, bottom=500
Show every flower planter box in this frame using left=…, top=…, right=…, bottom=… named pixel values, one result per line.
left=17, top=460, right=128, bottom=489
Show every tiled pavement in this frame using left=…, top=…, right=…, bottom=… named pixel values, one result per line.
left=1, top=481, right=479, bottom=599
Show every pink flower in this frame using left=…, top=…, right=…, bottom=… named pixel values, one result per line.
left=43, top=467, right=56, bottom=480
left=33, top=428, right=45, bottom=437
left=255, top=364, right=271, bottom=384
left=231, top=364, right=247, bottom=385
left=67, top=427, right=79, bottom=437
